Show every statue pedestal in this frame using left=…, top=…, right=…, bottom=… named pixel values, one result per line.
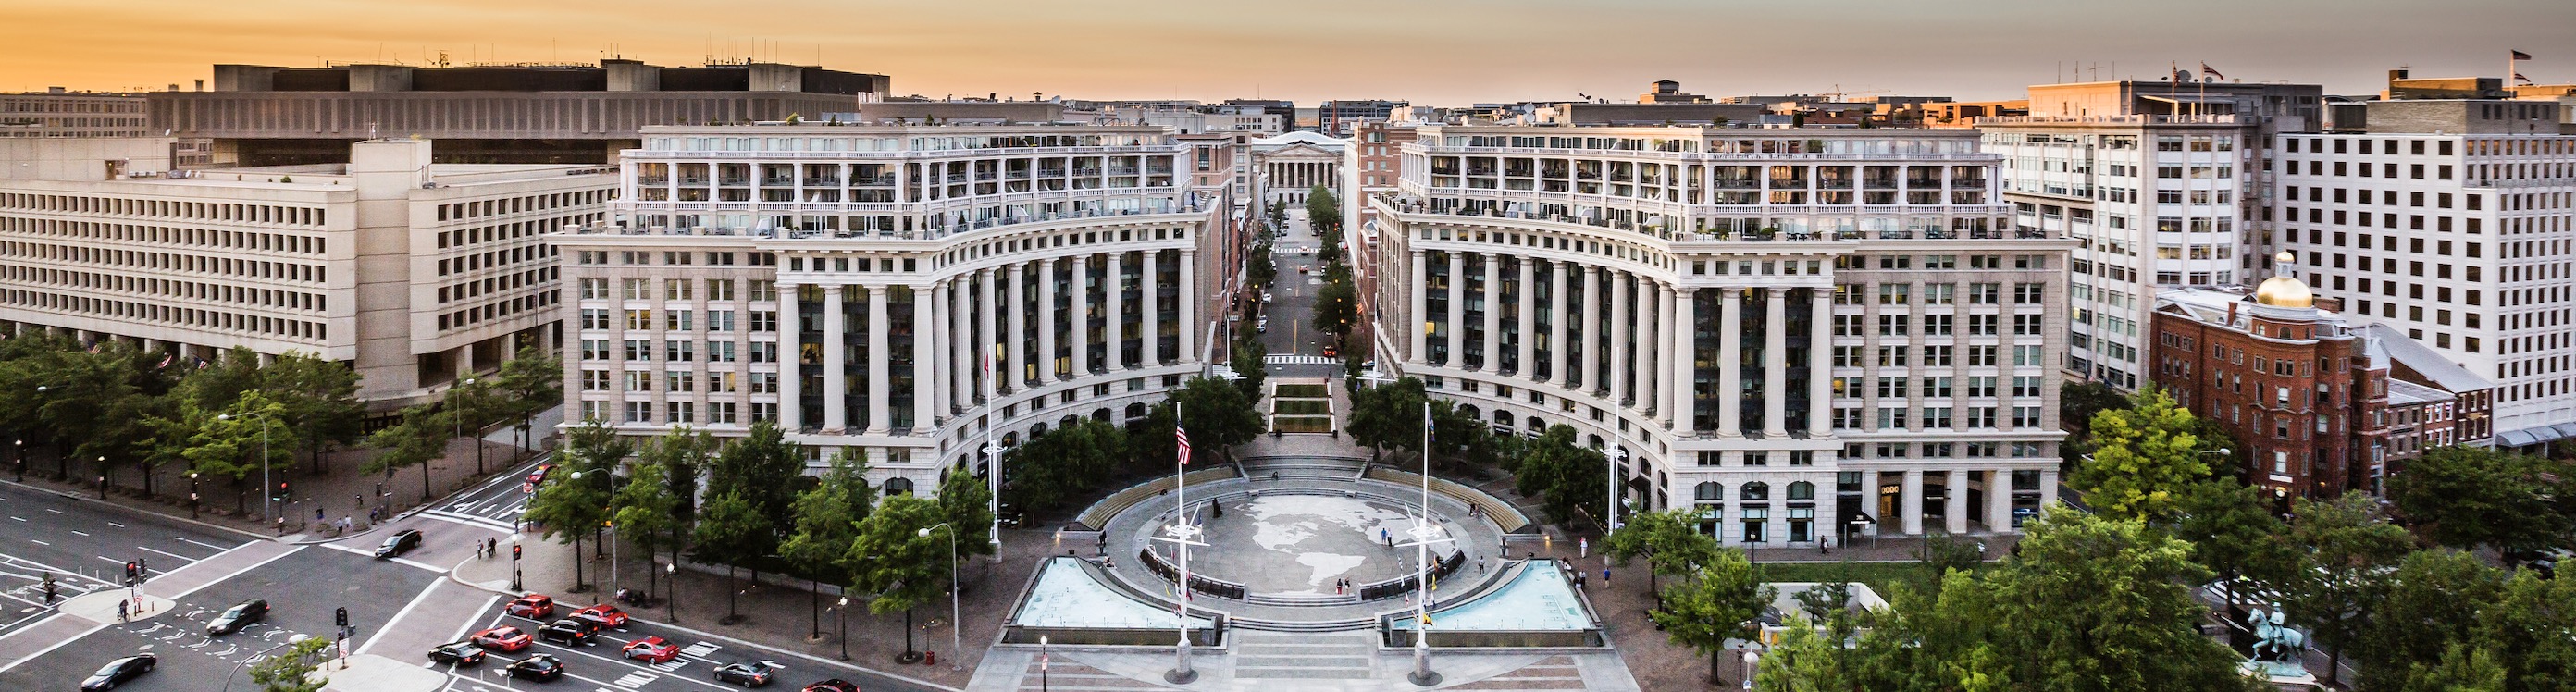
left=2238, top=660, right=2317, bottom=688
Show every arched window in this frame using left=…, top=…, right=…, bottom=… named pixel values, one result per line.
left=1788, top=481, right=1815, bottom=500
left=1527, top=416, right=1544, bottom=433
left=1029, top=422, right=1049, bottom=437
left=1125, top=402, right=1147, bottom=419
left=1460, top=404, right=1481, bottom=420
left=884, top=477, right=915, bottom=496
left=1059, top=414, right=1080, bottom=429
left=1492, top=409, right=1511, bottom=424
left=1091, top=408, right=1110, bottom=423
left=1695, top=482, right=1724, bottom=500
left=1587, top=434, right=1604, bottom=449
left=1741, top=482, right=1771, bottom=500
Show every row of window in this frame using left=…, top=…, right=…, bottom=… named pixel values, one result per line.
left=577, top=338, right=776, bottom=364
left=1830, top=344, right=2050, bottom=368
left=1831, top=405, right=2046, bottom=429
left=0, top=193, right=326, bottom=229
left=434, top=191, right=613, bottom=222
left=0, top=288, right=326, bottom=340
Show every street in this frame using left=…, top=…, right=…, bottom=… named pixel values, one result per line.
left=1256, top=209, right=1346, bottom=379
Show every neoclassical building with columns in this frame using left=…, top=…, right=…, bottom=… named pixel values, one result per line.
left=1368, top=126, right=2074, bottom=545
left=558, top=124, right=1232, bottom=492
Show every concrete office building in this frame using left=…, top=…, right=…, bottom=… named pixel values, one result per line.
left=1981, top=79, right=2323, bottom=390
left=0, top=137, right=611, bottom=405
left=150, top=60, right=890, bottom=166
left=2276, top=97, right=2572, bottom=450
left=1370, top=125, right=2072, bottom=546
left=557, top=125, right=1236, bottom=491
left=2, top=89, right=150, bottom=139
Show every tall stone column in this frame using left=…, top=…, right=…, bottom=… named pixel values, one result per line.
left=1611, top=271, right=1631, bottom=406
left=950, top=276, right=973, bottom=411
left=1988, top=469, right=2014, bottom=532
left=1946, top=469, right=1970, bottom=535
left=1037, top=259, right=1059, bottom=382
left=1515, top=256, right=1536, bottom=376
left=1071, top=255, right=1091, bottom=377
left=1716, top=288, right=1741, bottom=437
left=985, top=267, right=1007, bottom=397
left=1809, top=290, right=1832, bottom=436
left=1445, top=252, right=1465, bottom=367
left=1764, top=288, right=1788, bottom=437
left=1141, top=251, right=1159, bottom=365
left=866, top=285, right=891, bottom=435
left=912, top=284, right=935, bottom=431
left=779, top=282, right=803, bottom=431
left=1107, top=252, right=1125, bottom=371
left=1582, top=265, right=1602, bottom=393
left=1409, top=251, right=1429, bottom=367
left=1007, top=265, right=1027, bottom=389
left=1901, top=469, right=1926, bottom=536
left=1672, top=287, right=1694, bottom=432
left=1548, top=261, right=1569, bottom=385
left=1637, top=279, right=1657, bottom=414
left=823, top=284, right=848, bottom=433
left=1480, top=255, right=1502, bottom=372
left=1861, top=469, right=1882, bottom=537
left=2038, top=470, right=2060, bottom=510
left=1179, top=250, right=1197, bottom=364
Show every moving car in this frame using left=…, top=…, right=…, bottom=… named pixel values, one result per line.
left=538, top=617, right=600, bottom=645
left=376, top=529, right=423, bottom=559
left=801, top=680, right=860, bottom=692
left=1256, top=317, right=1269, bottom=333
left=713, top=661, right=775, bottom=686
left=470, top=625, right=534, bottom=652
left=572, top=603, right=628, bottom=628
left=1262, top=291, right=1273, bottom=303
left=505, top=654, right=564, bottom=681
left=204, top=599, right=267, bottom=636
left=79, top=654, right=155, bottom=691
left=526, top=463, right=556, bottom=488
left=427, top=640, right=487, bottom=666
left=622, top=636, right=680, bottom=663
left=1321, top=345, right=1338, bottom=357
left=506, top=594, right=556, bottom=619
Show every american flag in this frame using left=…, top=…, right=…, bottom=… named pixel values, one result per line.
left=1176, top=426, right=1192, bottom=465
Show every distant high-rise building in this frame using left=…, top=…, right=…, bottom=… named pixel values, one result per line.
left=150, top=59, right=890, bottom=165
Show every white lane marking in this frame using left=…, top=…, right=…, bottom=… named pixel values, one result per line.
left=358, top=579, right=446, bottom=656
left=68, top=531, right=87, bottom=537
left=0, top=617, right=108, bottom=673
left=445, top=594, right=502, bottom=643
left=24, top=540, right=43, bottom=546
left=105, top=522, right=124, bottom=528
left=173, top=537, right=231, bottom=550
left=137, top=546, right=194, bottom=562
left=95, top=555, right=120, bottom=564
left=316, top=542, right=444, bottom=572
left=42, top=509, right=59, bottom=514
left=160, top=545, right=304, bottom=602
left=421, top=511, right=517, bottom=535
left=8, top=516, right=20, bottom=522
left=613, top=671, right=656, bottom=688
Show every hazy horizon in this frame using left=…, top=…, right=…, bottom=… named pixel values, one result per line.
left=5, top=0, right=2570, bottom=105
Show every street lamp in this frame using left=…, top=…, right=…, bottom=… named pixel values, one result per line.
left=665, top=563, right=678, bottom=623
left=1040, top=635, right=1051, bottom=692
left=836, top=596, right=851, bottom=661
left=219, top=634, right=311, bottom=692
left=189, top=472, right=201, bottom=519
left=12, top=439, right=21, bottom=483
left=216, top=412, right=277, bottom=524
left=920, top=523, right=961, bottom=671
left=982, top=439, right=1009, bottom=549
left=1605, top=447, right=1629, bottom=533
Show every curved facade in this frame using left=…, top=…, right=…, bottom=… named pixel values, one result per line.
left=559, top=125, right=1234, bottom=491
left=1369, top=126, right=2074, bottom=545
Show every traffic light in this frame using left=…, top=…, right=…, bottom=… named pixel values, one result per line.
left=512, top=543, right=522, bottom=560
left=274, top=479, right=291, bottom=501
left=336, top=607, right=349, bottom=628
left=123, top=562, right=138, bottom=580
left=136, top=558, right=146, bottom=578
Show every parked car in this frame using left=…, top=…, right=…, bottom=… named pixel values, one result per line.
left=376, top=529, right=423, bottom=559
left=204, top=599, right=267, bottom=636
left=801, top=680, right=859, bottom=692
left=427, top=640, right=487, bottom=666
left=506, top=594, right=556, bottom=619
left=712, top=661, right=775, bottom=687
left=622, top=636, right=680, bottom=663
left=1256, top=318, right=1269, bottom=333
left=1262, top=291, right=1273, bottom=303
left=79, top=654, right=155, bottom=691
left=470, top=625, right=534, bottom=652
left=506, top=654, right=564, bottom=681
left=538, top=617, right=600, bottom=646
left=572, top=603, right=628, bottom=628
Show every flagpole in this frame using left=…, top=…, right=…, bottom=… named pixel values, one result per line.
left=1165, top=408, right=1196, bottom=684
left=984, top=344, right=1003, bottom=550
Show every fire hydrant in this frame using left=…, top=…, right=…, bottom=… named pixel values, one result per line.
left=925, top=651, right=936, bottom=666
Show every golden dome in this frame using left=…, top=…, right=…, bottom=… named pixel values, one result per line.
left=2253, top=276, right=2314, bottom=308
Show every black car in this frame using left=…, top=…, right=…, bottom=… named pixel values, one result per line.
left=205, top=599, right=267, bottom=636
left=537, top=617, right=599, bottom=645
left=376, top=529, right=423, bottom=559
left=427, top=640, right=486, bottom=666
left=79, top=654, right=155, bottom=691
left=506, top=654, right=564, bottom=681
left=712, top=661, right=774, bottom=687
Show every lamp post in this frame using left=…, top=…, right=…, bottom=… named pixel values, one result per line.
left=920, top=523, right=961, bottom=672
left=189, top=472, right=200, bottom=519
left=216, top=412, right=277, bottom=523
left=12, top=439, right=21, bottom=483
left=1040, top=635, right=1051, bottom=692
left=1397, top=401, right=1452, bottom=686
left=1605, top=447, right=1628, bottom=533
left=836, top=596, right=850, bottom=661
left=665, top=563, right=678, bottom=623
left=982, top=439, right=1009, bottom=550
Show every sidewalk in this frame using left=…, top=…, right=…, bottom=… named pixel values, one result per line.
left=15, top=430, right=534, bottom=540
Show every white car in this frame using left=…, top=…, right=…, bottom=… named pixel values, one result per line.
left=1256, top=318, right=1269, bottom=333
left=1262, top=291, right=1274, bottom=303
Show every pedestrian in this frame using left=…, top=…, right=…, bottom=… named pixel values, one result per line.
left=117, top=599, right=127, bottom=623
left=1603, top=566, right=1611, bottom=586
left=316, top=507, right=326, bottom=522
left=1270, top=472, right=1280, bottom=482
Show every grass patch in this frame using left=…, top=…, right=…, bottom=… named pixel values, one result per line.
left=1272, top=400, right=1332, bottom=415
left=1271, top=416, right=1336, bottom=433
left=1273, top=384, right=1330, bottom=398
left=1756, top=561, right=1984, bottom=599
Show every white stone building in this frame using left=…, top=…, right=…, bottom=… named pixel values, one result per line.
left=557, top=124, right=1232, bottom=491
left=1250, top=131, right=1346, bottom=205
left=1371, top=126, right=2073, bottom=545
left=0, top=137, right=608, bottom=405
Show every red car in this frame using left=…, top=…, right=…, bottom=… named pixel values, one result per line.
left=526, top=463, right=557, bottom=488
left=802, top=680, right=860, bottom=692
left=623, top=636, right=679, bottom=663
left=572, top=604, right=627, bottom=628
left=470, top=626, right=533, bottom=652
left=505, top=594, right=555, bottom=619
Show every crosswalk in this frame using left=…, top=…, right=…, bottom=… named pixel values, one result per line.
left=613, top=671, right=658, bottom=688
left=420, top=510, right=517, bottom=534
left=1266, top=355, right=1338, bottom=365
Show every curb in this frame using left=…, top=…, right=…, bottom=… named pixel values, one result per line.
left=0, top=479, right=275, bottom=544
left=440, top=554, right=961, bottom=692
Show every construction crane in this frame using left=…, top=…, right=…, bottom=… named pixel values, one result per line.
left=1822, top=84, right=1889, bottom=102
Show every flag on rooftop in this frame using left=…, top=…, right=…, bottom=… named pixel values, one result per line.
left=2511, top=50, right=2533, bottom=61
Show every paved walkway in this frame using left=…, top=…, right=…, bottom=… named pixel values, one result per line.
left=14, top=426, right=538, bottom=539
left=965, top=645, right=1639, bottom=692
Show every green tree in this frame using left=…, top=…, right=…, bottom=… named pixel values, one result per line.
left=936, top=461, right=997, bottom=560
left=781, top=451, right=871, bottom=640
left=846, top=494, right=951, bottom=660
left=2359, top=549, right=2509, bottom=688
left=1960, top=509, right=2258, bottom=692
left=525, top=420, right=625, bottom=591
left=1310, top=277, right=1358, bottom=340
left=1170, top=377, right=1261, bottom=463
left=361, top=403, right=446, bottom=502
left=248, top=636, right=332, bottom=692
left=2068, top=387, right=2215, bottom=523
left=493, top=345, right=564, bottom=457
left=2173, top=479, right=2295, bottom=590
left=439, top=377, right=501, bottom=474
left=642, top=426, right=713, bottom=529
left=182, top=390, right=291, bottom=515
left=610, top=462, right=679, bottom=599
left=1245, top=242, right=1278, bottom=291
left=1790, top=581, right=1854, bottom=624
left=1228, top=337, right=1268, bottom=402
left=1512, top=425, right=1607, bottom=525
left=690, top=490, right=776, bottom=624
left=261, top=352, right=362, bottom=475
left=2390, top=644, right=2507, bottom=692
left=1605, top=508, right=1721, bottom=600
left=1427, top=399, right=1499, bottom=471
left=2476, top=570, right=2576, bottom=692
left=1650, top=549, right=1775, bottom=684
left=1000, top=417, right=1124, bottom=517
left=1122, top=402, right=1179, bottom=476
left=1345, top=377, right=1427, bottom=463
left=2388, top=446, right=2570, bottom=552
left=2059, top=381, right=2131, bottom=443
left=706, top=418, right=809, bottom=534
left=2283, top=491, right=2416, bottom=688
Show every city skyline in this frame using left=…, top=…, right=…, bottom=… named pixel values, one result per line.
left=5, top=0, right=2570, bottom=103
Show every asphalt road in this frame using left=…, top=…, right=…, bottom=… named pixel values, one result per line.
left=423, top=451, right=553, bottom=536
left=429, top=596, right=944, bottom=692
left=0, top=483, right=251, bottom=641
left=1257, top=209, right=1346, bottom=379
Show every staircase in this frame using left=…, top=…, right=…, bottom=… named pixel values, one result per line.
left=1230, top=631, right=1380, bottom=679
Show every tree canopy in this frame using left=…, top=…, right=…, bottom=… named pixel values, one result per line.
left=1170, top=377, right=1262, bottom=462
left=1511, top=425, right=1607, bottom=525
left=2068, top=387, right=2217, bottom=523
left=2387, top=445, right=2572, bottom=552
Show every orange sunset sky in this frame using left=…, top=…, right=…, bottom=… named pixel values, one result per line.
left=3, top=0, right=2569, bottom=104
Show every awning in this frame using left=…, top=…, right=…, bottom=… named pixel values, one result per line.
left=2499, top=429, right=2540, bottom=447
